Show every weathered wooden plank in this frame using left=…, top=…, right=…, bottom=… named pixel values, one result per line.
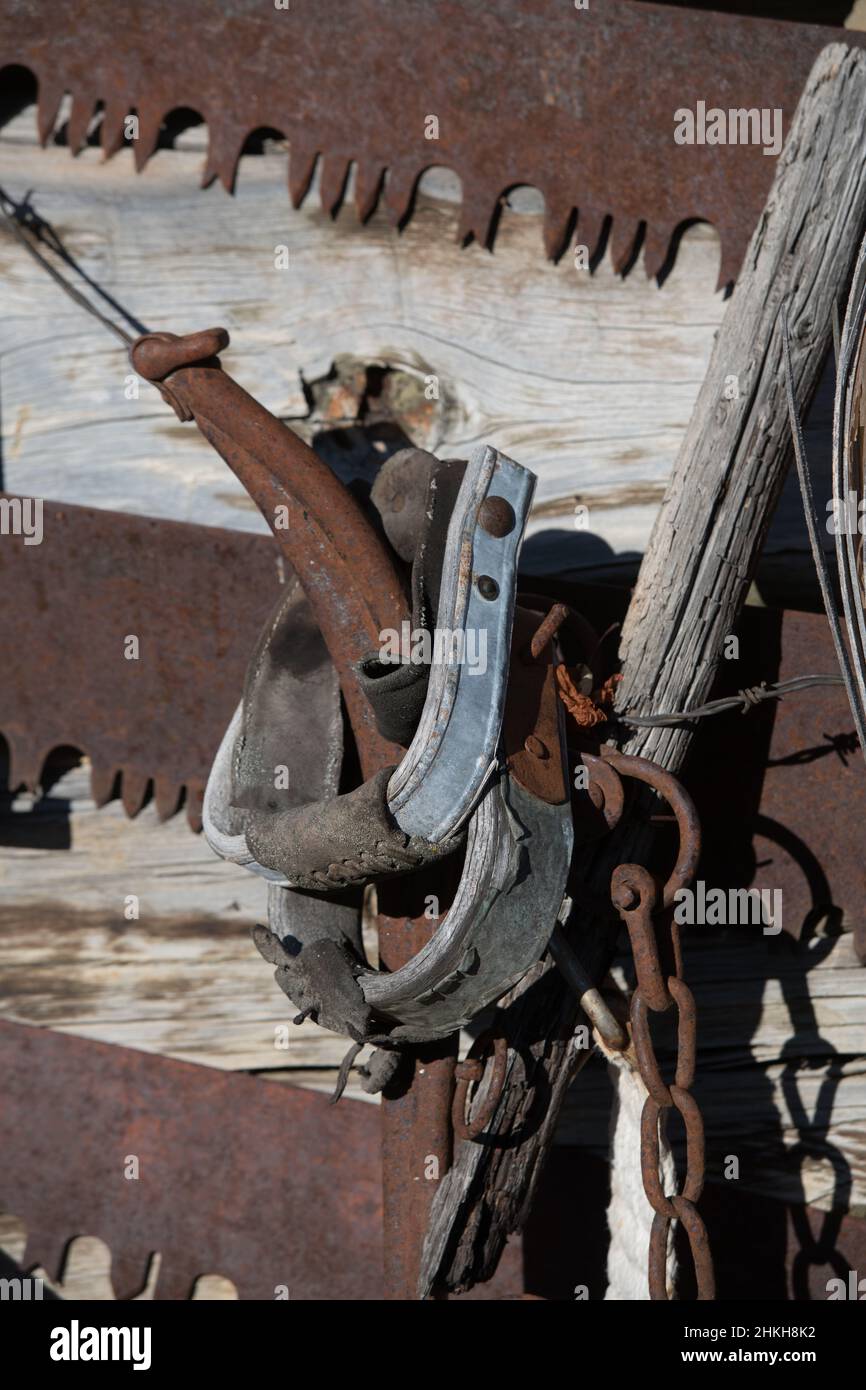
left=0, top=762, right=373, bottom=1085
left=558, top=1050, right=866, bottom=1217
left=0, top=103, right=719, bottom=564
left=668, top=929, right=866, bottom=1067
left=0, top=778, right=262, bottom=920
left=1, top=768, right=863, bottom=1209
left=1, top=103, right=844, bottom=587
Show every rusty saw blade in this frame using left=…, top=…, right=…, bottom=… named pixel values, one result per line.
left=0, top=495, right=284, bottom=829
left=1, top=1, right=864, bottom=290
left=0, top=1020, right=386, bottom=1300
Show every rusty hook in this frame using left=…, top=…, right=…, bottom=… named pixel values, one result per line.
left=451, top=1034, right=509, bottom=1142
left=601, top=749, right=701, bottom=906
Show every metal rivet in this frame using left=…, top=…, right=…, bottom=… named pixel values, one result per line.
left=478, top=496, right=516, bottom=537
left=525, top=735, right=549, bottom=759
left=477, top=574, right=499, bottom=600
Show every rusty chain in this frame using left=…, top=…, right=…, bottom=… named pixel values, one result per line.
left=603, top=750, right=715, bottom=1301
left=526, top=604, right=717, bottom=1299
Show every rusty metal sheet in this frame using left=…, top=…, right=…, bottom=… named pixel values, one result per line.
left=0, top=495, right=284, bottom=828
left=1, top=1, right=864, bottom=289
left=756, top=609, right=866, bottom=957
left=683, top=605, right=866, bottom=957
left=0, top=1019, right=384, bottom=1300
left=504, top=605, right=569, bottom=806
left=0, top=1020, right=526, bottom=1299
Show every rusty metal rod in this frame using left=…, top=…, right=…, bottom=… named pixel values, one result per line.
left=130, top=332, right=409, bottom=776
left=549, top=925, right=627, bottom=1052
left=377, top=891, right=457, bottom=1300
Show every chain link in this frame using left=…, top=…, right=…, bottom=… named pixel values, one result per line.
left=604, top=751, right=716, bottom=1301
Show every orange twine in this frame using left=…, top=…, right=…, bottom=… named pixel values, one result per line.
left=555, top=666, right=621, bottom=729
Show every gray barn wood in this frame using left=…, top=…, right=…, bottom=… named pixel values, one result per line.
left=0, top=102, right=823, bottom=576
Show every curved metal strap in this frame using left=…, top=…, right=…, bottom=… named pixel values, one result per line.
left=387, top=444, right=535, bottom=843
left=362, top=774, right=573, bottom=1041
left=203, top=443, right=536, bottom=889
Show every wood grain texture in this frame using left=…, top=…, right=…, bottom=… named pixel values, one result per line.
left=0, top=102, right=718, bottom=569
left=0, top=763, right=377, bottom=1091
left=560, top=928, right=866, bottom=1216
left=619, top=43, right=866, bottom=759
left=0, top=104, right=842, bottom=583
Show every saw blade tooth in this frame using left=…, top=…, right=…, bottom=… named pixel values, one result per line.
left=186, top=783, right=204, bottom=834
left=154, top=777, right=182, bottom=822
left=22, top=1224, right=70, bottom=1284
left=151, top=1255, right=199, bottom=1301
left=287, top=137, right=319, bottom=209
left=110, top=1249, right=153, bottom=1301
left=131, top=102, right=164, bottom=173
left=542, top=191, right=576, bottom=262
left=355, top=160, right=384, bottom=222
left=89, top=763, right=118, bottom=807
left=576, top=207, right=608, bottom=266
left=120, top=767, right=150, bottom=818
left=383, top=160, right=417, bottom=228
left=66, top=92, right=96, bottom=157
left=457, top=177, right=499, bottom=247
left=716, top=225, right=739, bottom=294
left=643, top=220, right=675, bottom=282
left=319, top=153, right=350, bottom=217
left=100, top=99, right=130, bottom=161
left=36, top=76, right=64, bottom=146
left=201, top=119, right=245, bottom=194
left=7, top=732, right=44, bottom=796
left=610, top=217, right=644, bottom=277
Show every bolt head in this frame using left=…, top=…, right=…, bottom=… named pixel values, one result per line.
left=478, top=495, right=516, bottom=538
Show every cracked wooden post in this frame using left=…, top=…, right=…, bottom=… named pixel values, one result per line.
left=618, top=43, right=866, bottom=759
left=421, top=41, right=866, bottom=1296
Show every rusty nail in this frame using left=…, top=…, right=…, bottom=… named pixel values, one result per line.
left=527, top=602, right=570, bottom=661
